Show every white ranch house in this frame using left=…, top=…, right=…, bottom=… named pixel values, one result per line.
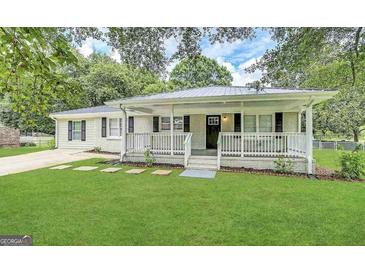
left=50, top=86, right=337, bottom=174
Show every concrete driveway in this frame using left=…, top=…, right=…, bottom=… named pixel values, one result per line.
left=0, top=149, right=119, bottom=176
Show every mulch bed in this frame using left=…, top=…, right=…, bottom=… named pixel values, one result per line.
left=99, top=159, right=184, bottom=169
left=97, top=155, right=364, bottom=183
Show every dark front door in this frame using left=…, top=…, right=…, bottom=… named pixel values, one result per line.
left=206, top=115, right=221, bottom=149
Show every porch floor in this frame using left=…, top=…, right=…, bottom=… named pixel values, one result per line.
left=191, top=149, right=217, bottom=156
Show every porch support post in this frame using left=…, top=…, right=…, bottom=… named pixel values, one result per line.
left=240, top=102, right=244, bottom=157
left=170, top=105, right=174, bottom=155
left=305, top=105, right=313, bottom=174
left=120, top=106, right=127, bottom=162
left=298, top=111, right=302, bottom=133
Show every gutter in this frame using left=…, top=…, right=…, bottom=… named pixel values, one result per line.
left=50, top=116, right=58, bottom=149
left=106, top=90, right=339, bottom=108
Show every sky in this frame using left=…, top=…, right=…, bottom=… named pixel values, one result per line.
left=78, top=29, right=276, bottom=86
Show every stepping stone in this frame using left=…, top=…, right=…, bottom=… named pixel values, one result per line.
left=125, top=169, right=146, bottom=174
left=73, top=166, right=98, bottom=171
left=100, top=167, right=122, bottom=173
left=151, top=169, right=172, bottom=176
left=49, top=165, right=72, bottom=170
left=179, top=169, right=216, bottom=179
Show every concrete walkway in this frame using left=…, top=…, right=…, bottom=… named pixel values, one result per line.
left=0, top=149, right=118, bottom=176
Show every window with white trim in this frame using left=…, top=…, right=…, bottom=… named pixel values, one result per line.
left=259, top=115, right=273, bottom=132
left=173, top=117, right=183, bottom=130
left=161, top=117, right=170, bottom=130
left=160, top=116, right=183, bottom=130
left=207, top=116, right=219, bottom=125
left=72, top=121, right=81, bottom=140
left=244, top=115, right=256, bottom=132
left=109, top=118, right=119, bottom=137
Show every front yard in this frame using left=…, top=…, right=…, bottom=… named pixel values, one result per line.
left=1, top=157, right=365, bottom=245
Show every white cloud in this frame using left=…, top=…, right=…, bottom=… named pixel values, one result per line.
left=202, top=40, right=243, bottom=60
left=164, top=37, right=179, bottom=58
left=217, top=56, right=262, bottom=86
left=78, top=37, right=95, bottom=57
left=110, top=49, right=121, bottom=63
left=201, top=31, right=274, bottom=86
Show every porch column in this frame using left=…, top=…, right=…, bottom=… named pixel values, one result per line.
left=298, top=111, right=302, bottom=132
left=305, top=106, right=313, bottom=174
left=170, top=105, right=174, bottom=155
left=120, top=107, right=127, bottom=161
left=240, top=102, right=244, bottom=157
left=54, top=119, right=58, bottom=148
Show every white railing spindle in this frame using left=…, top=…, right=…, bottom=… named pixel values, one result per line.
left=220, top=132, right=306, bottom=158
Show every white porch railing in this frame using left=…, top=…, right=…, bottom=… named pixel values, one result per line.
left=220, top=132, right=306, bottom=158
left=126, top=133, right=189, bottom=155
left=217, top=132, right=222, bottom=170
left=184, top=133, right=193, bottom=167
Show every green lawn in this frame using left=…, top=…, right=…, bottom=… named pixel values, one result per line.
left=0, top=146, right=50, bottom=158
left=314, top=149, right=342, bottom=171
left=314, top=149, right=365, bottom=179
left=1, top=158, right=365, bottom=246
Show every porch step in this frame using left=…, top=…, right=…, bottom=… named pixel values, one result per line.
left=187, top=163, right=217, bottom=170
left=187, top=155, right=218, bottom=170
left=188, top=157, right=217, bottom=165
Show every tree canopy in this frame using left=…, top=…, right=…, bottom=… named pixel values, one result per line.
left=247, top=27, right=365, bottom=141
left=76, top=53, right=165, bottom=106
left=0, top=27, right=101, bottom=127
left=170, top=55, right=233, bottom=89
left=107, top=27, right=254, bottom=76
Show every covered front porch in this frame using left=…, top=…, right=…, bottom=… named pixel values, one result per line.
left=104, top=86, right=339, bottom=174
left=118, top=98, right=314, bottom=173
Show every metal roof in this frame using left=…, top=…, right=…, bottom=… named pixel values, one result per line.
left=51, top=86, right=337, bottom=116
left=51, top=105, right=120, bottom=116
left=107, top=86, right=336, bottom=104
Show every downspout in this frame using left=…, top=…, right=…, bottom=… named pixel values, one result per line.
left=50, top=117, right=58, bottom=149
left=119, top=104, right=127, bottom=162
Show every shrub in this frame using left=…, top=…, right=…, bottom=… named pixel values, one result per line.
left=94, top=146, right=102, bottom=153
left=339, top=150, right=365, bottom=180
left=21, top=142, right=36, bottom=147
left=144, top=147, right=155, bottom=167
left=274, top=156, right=294, bottom=174
left=47, top=139, right=56, bottom=149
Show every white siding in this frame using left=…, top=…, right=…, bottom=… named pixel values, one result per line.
left=221, top=113, right=234, bottom=132
left=94, top=117, right=121, bottom=153
left=56, top=111, right=300, bottom=153
left=283, top=112, right=299, bottom=132
left=134, top=116, right=153, bottom=133
left=58, top=117, right=121, bottom=152
left=58, top=119, right=96, bottom=150
left=190, top=114, right=205, bottom=149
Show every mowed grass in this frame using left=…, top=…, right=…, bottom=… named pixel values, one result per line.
left=314, top=149, right=343, bottom=171
left=314, top=149, right=365, bottom=179
left=0, top=146, right=50, bottom=157
left=1, top=158, right=365, bottom=245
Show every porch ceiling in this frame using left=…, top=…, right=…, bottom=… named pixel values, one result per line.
left=125, top=99, right=307, bottom=115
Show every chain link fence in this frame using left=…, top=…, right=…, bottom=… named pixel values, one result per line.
left=313, top=140, right=365, bottom=151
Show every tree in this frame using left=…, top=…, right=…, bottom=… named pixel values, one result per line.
left=170, top=55, right=233, bottom=89
left=0, top=27, right=100, bottom=127
left=247, top=27, right=365, bottom=141
left=107, top=27, right=254, bottom=76
left=74, top=53, right=166, bottom=106
left=0, top=97, right=56, bottom=134
left=313, top=88, right=365, bottom=142
left=248, top=28, right=365, bottom=88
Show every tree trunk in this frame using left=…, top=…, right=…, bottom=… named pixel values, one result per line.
left=353, top=130, right=359, bottom=142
